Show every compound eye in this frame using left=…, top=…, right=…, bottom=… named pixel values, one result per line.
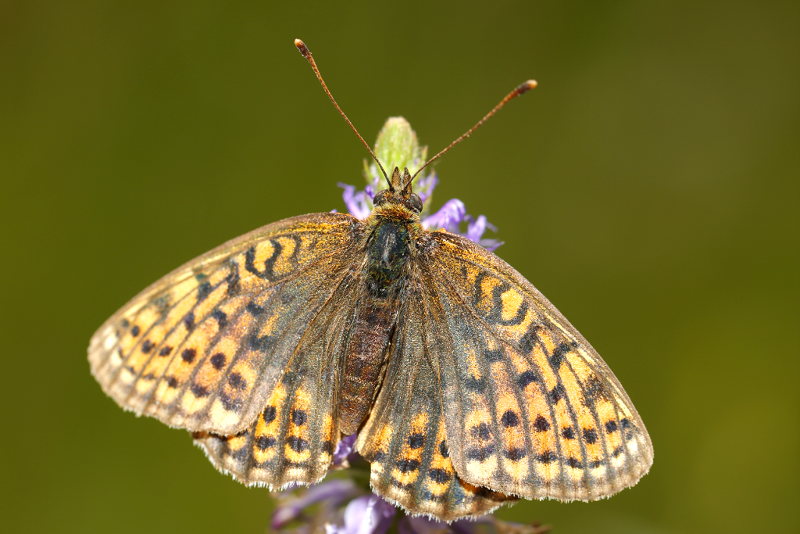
left=409, top=193, right=423, bottom=212
left=372, top=190, right=390, bottom=205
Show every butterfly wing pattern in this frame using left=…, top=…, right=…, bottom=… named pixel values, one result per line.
left=417, top=231, right=653, bottom=502
left=89, top=212, right=364, bottom=486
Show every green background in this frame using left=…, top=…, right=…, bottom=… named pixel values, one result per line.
left=2, top=1, right=798, bottom=533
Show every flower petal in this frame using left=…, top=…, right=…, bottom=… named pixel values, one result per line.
left=272, top=479, right=361, bottom=530
left=326, top=495, right=396, bottom=534
left=333, top=433, right=358, bottom=468
left=339, top=183, right=372, bottom=220
left=422, top=199, right=467, bottom=232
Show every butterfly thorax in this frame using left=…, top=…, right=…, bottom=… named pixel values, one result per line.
left=338, top=198, right=420, bottom=435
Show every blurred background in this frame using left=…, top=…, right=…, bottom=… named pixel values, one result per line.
left=1, top=1, right=798, bottom=533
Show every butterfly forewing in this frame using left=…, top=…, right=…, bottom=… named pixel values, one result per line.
left=356, top=293, right=514, bottom=521
left=418, top=231, right=653, bottom=501
left=89, top=213, right=364, bottom=435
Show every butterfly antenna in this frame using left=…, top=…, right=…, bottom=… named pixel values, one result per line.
left=406, top=80, right=538, bottom=189
left=294, top=39, right=391, bottom=187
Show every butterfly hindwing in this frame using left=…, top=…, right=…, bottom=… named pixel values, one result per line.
left=356, top=292, right=514, bottom=521
left=192, top=271, right=364, bottom=488
left=89, top=213, right=364, bottom=435
left=419, top=231, right=653, bottom=501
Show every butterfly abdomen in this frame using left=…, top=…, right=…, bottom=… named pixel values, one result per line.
left=338, top=219, right=412, bottom=435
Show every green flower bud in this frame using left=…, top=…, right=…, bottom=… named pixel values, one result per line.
left=362, top=117, right=436, bottom=214
left=375, top=116, right=426, bottom=176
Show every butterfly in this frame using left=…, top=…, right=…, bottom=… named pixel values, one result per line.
left=89, top=39, right=652, bottom=522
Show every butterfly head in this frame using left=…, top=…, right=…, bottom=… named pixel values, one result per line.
left=372, top=167, right=423, bottom=217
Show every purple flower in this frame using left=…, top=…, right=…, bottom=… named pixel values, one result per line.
left=326, top=495, right=396, bottom=534
left=339, top=177, right=379, bottom=220
left=421, top=198, right=466, bottom=232
left=271, top=479, right=362, bottom=533
left=332, top=433, right=359, bottom=468
left=462, top=215, right=503, bottom=252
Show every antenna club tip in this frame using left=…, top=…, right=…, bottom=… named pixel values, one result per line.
left=517, top=80, right=538, bottom=94
left=294, top=39, right=311, bottom=57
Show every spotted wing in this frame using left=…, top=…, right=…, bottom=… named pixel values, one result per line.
left=419, top=231, right=653, bottom=502
left=192, top=269, right=363, bottom=488
left=356, top=290, right=514, bottom=521
left=89, top=212, right=363, bottom=435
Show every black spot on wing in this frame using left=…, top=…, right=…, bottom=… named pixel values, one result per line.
left=533, top=415, right=550, bottom=432
left=483, top=347, right=504, bottom=363
left=196, top=279, right=213, bottom=301
left=500, top=410, right=520, bottom=427
left=224, top=261, right=241, bottom=295
left=210, top=352, right=226, bottom=370
left=566, top=457, right=583, bottom=469
left=183, top=312, right=195, bottom=331
left=228, top=372, right=247, bottom=390
left=287, top=437, right=309, bottom=452
left=256, top=436, right=276, bottom=450
left=583, top=374, right=610, bottom=404
left=220, top=392, right=242, bottom=411
left=518, top=323, right=541, bottom=353
left=408, top=434, right=424, bottom=449
left=395, top=459, right=420, bottom=473
left=291, top=410, right=307, bottom=425
left=548, top=342, right=576, bottom=370
left=247, top=332, right=273, bottom=352
left=465, top=375, right=487, bottom=392
left=211, top=309, right=228, bottom=328
left=181, top=348, right=196, bottom=363
left=466, top=445, right=495, bottom=461
left=263, top=406, right=276, bottom=422
left=504, top=448, right=526, bottom=460
left=471, top=423, right=492, bottom=440
left=428, top=468, right=451, bottom=483
left=245, top=301, right=266, bottom=316
left=549, top=384, right=566, bottom=403
left=191, top=384, right=209, bottom=397
left=535, top=451, right=557, bottom=464
left=517, top=370, right=540, bottom=388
